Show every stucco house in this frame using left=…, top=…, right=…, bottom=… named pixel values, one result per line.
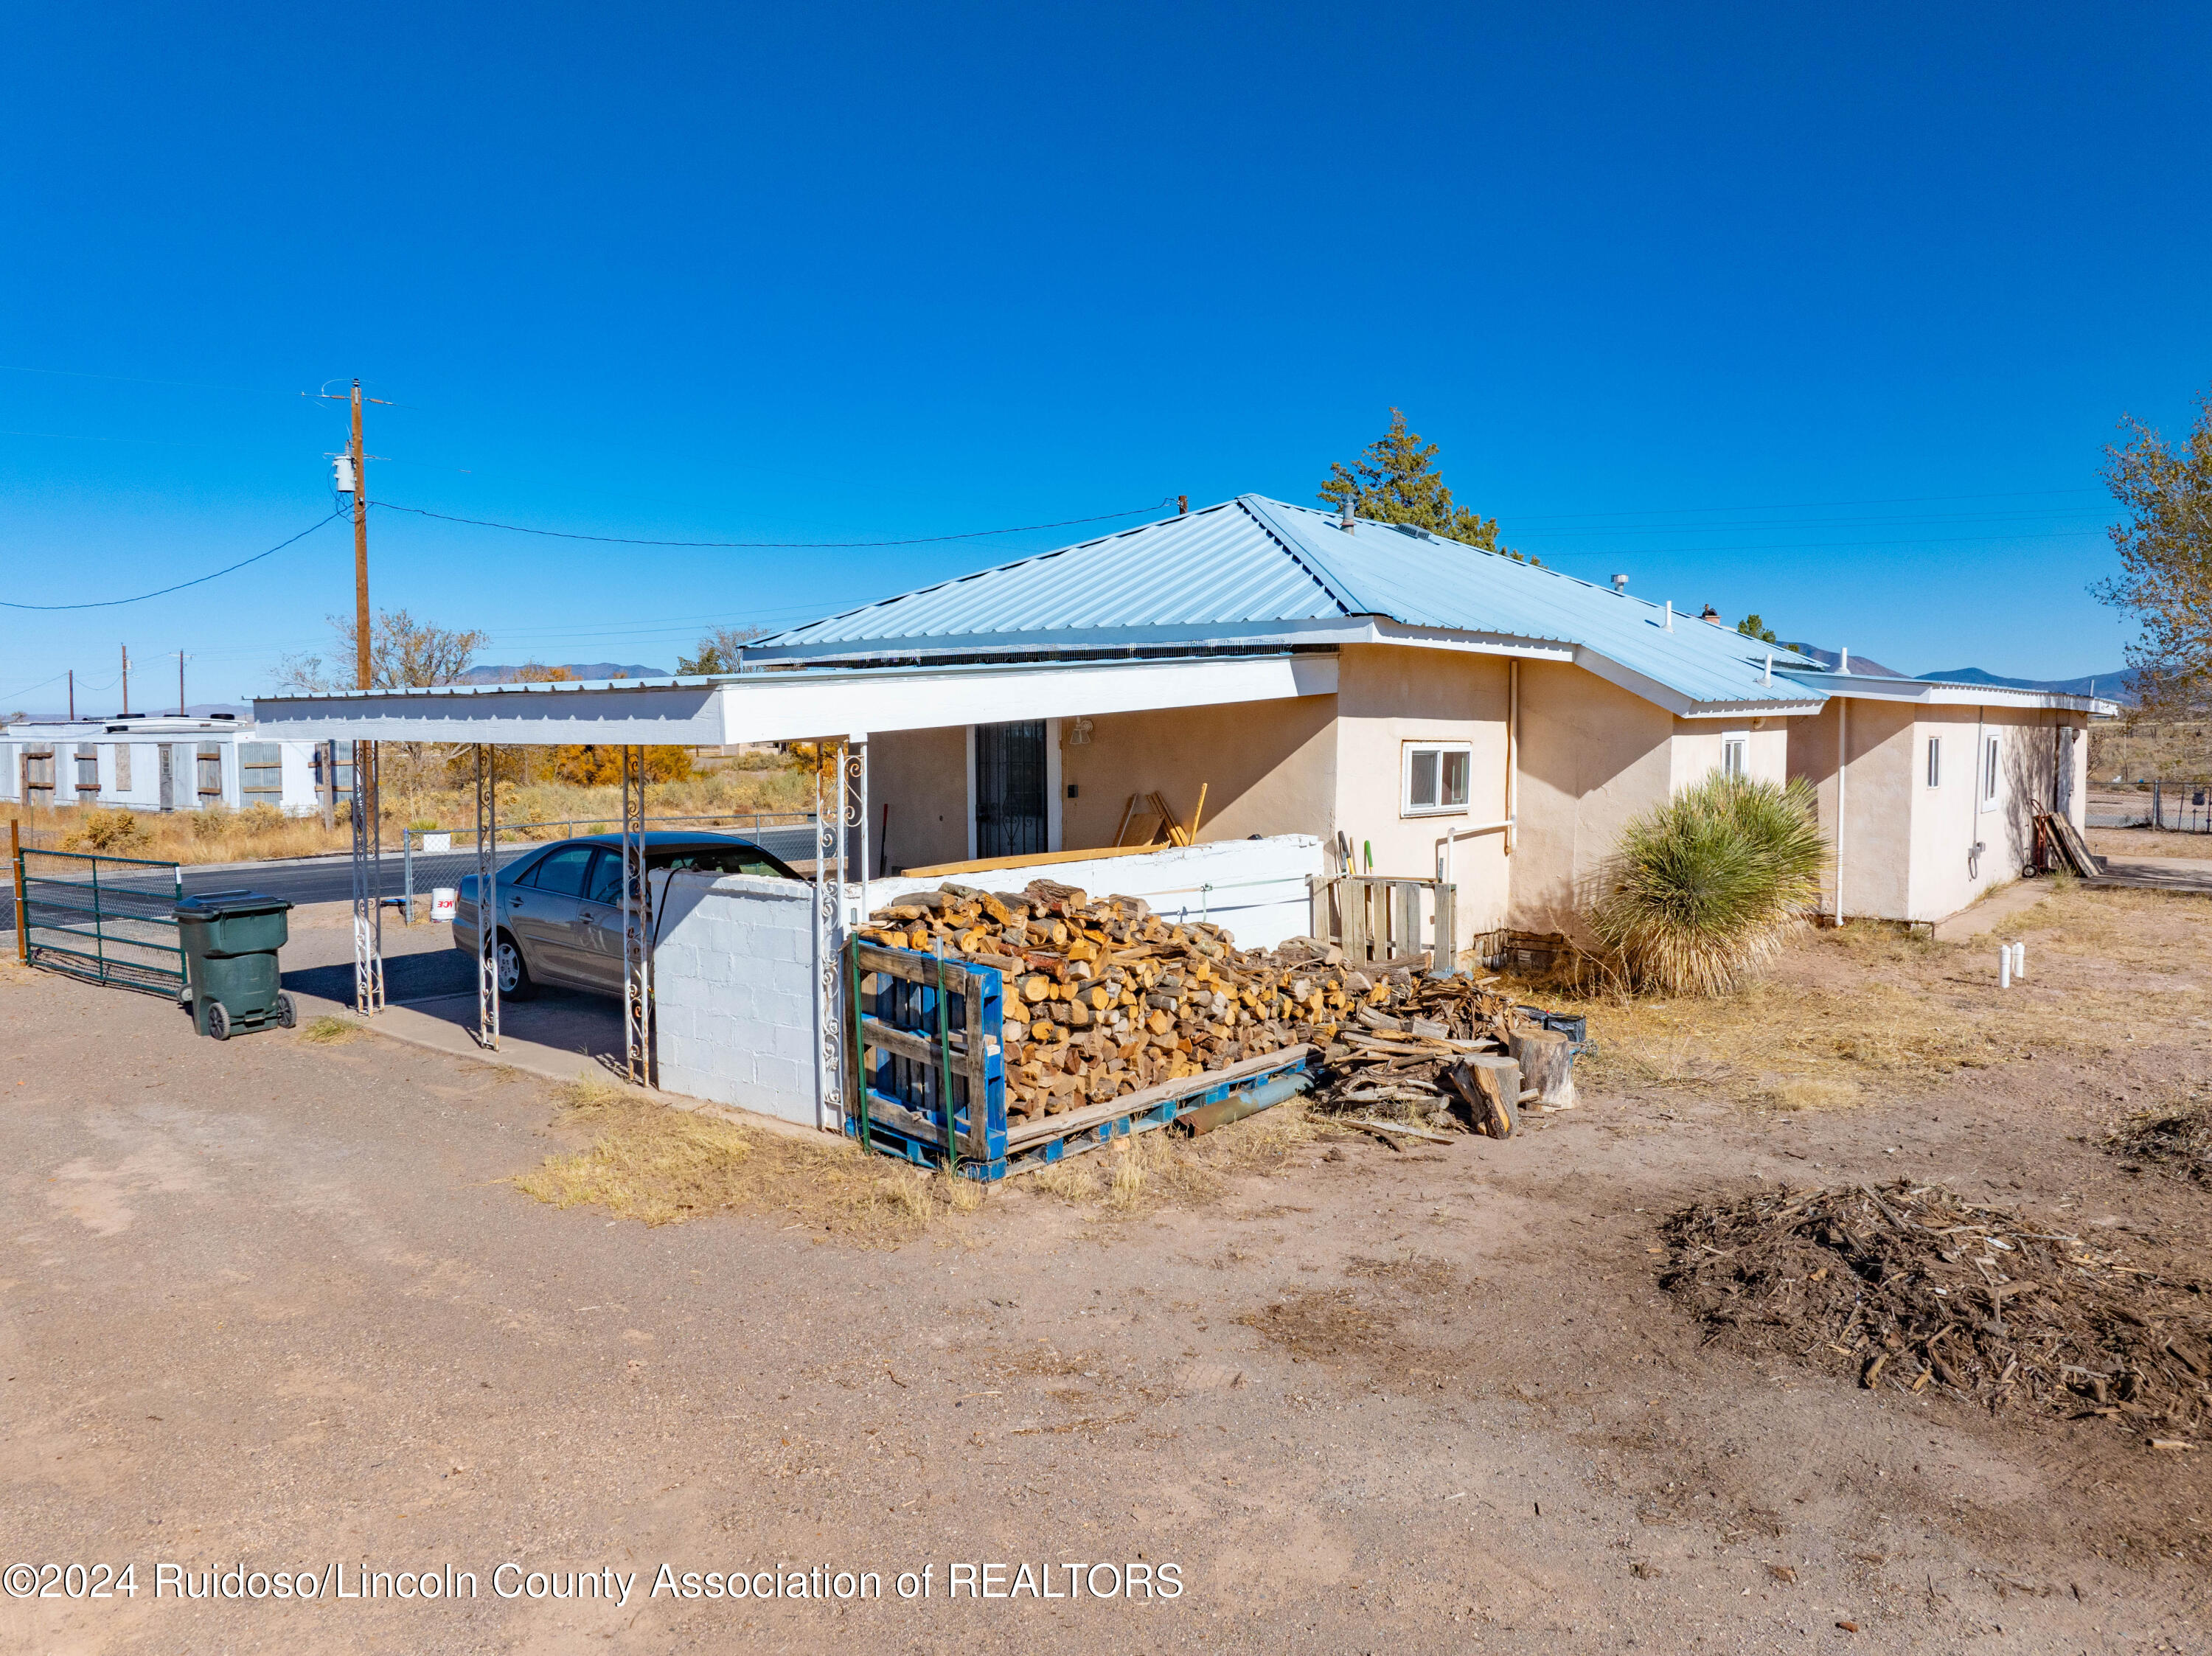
left=744, top=493, right=2107, bottom=952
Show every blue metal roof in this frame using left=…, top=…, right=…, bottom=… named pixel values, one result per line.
left=755, top=494, right=1825, bottom=711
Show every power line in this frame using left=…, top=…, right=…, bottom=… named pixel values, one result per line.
left=371, top=496, right=1178, bottom=549
left=0, top=511, right=346, bottom=611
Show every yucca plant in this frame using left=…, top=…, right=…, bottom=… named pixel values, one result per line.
left=1589, top=773, right=1829, bottom=995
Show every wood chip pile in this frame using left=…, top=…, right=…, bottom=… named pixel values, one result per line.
left=858, top=878, right=1519, bottom=1125
left=1662, top=1180, right=2212, bottom=1437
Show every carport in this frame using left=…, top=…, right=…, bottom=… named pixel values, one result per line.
left=251, top=651, right=1332, bottom=1125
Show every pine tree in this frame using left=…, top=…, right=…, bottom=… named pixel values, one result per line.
left=1320, top=409, right=1520, bottom=557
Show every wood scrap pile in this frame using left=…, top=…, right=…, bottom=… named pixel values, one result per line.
left=858, top=878, right=1576, bottom=1140
left=1662, top=1180, right=2212, bottom=1437
left=858, top=880, right=1394, bottom=1124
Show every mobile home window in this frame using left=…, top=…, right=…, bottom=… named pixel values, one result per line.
left=1720, top=735, right=1748, bottom=778
left=1402, top=742, right=1472, bottom=815
left=113, top=742, right=133, bottom=792
left=1981, top=734, right=2000, bottom=806
left=196, top=741, right=224, bottom=799
left=1926, top=737, right=1941, bottom=788
left=75, top=742, right=100, bottom=795
left=240, top=742, right=282, bottom=807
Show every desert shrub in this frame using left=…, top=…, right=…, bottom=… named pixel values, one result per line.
left=187, top=809, right=231, bottom=843
left=237, top=801, right=287, bottom=835
left=62, top=808, right=151, bottom=854
left=1589, top=773, right=1829, bottom=995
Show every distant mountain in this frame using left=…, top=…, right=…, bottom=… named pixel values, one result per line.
left=1916, top=667, right=2136, bottom=700
left=1776, top=642, right=1910, bottom=678
left=453, top=662, right=673, bottom=684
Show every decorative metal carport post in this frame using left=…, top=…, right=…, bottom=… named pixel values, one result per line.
left=473, top=744, right=499, bottom=1051
left=349, top=740, right=386, bottom=1015
left=621, top=745, right=653, bottom=1088
left=813, top=742, right=849, bottom=1131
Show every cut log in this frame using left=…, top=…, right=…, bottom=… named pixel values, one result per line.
left=1508, top=1026, right=1576, bottom=1110
left=1447, top=1054, right=1520, bottom=1138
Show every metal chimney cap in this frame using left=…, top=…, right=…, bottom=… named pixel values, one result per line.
left=1610, top=574, right=1629, bottom=591
left=1338, top=498, right=1355, bottom=532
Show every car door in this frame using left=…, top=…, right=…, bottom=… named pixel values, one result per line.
left=573, top=847, right=632, bottom=991
left=506, top=843, right=597, bottom=987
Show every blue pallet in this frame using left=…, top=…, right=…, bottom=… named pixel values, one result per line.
left=844, top=944, right=1009, bottom=1176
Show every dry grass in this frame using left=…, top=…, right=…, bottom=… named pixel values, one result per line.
left=6, top=801, right=353, bottom=866
left=513, top=1076, right=987, bottom=1242
left=298, top=1015, right=363, bottom=1045
left=2087, top=827, right=2212, bottom=861
left=1017, top=1099, right=1322, bottom=1211
left=1533, top=884, right=2212, bottom=1112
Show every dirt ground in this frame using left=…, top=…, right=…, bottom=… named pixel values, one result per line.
left=3, top=877, right=2211, bottom=1654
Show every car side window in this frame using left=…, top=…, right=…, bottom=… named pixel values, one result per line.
left=530, top=844, right=596, bottom=899
left=658, top=849, right=783, bottom=878
left=582, top=849, right=625, bottom=906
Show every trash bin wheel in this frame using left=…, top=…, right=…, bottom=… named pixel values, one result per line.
left=205, top=1001, right=231, bottom=1041
left=276, top=992, right=298, bottom=1030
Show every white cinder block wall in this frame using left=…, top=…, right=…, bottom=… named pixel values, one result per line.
left=866, top=835, right=1326, bottom=951
left=652, top=872, right=824, bottom=1127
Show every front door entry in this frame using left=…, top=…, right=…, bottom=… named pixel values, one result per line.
left=975, top=720, right=1047, bottom=860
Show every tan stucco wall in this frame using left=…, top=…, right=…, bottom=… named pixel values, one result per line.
left=1059, top=695, right=1338, bottom=852
left=1509, top=661, right=1678, bottom=941
left=1666, top=719, right=1791, bottom=790
left=1790, top=698, right=2091, bottom=925
left=868, top=723, right=967, bottom=873
left=1328, top=644, right=1512, bottom=945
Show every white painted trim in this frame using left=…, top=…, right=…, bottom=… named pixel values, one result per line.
left=964, top=725, right=978, bottom=863
left=1046, top=717, right=1064, bottom=852
left=1778, top=669, right=2114, bottom=716
left=253, top=653, right=1340, bottom=746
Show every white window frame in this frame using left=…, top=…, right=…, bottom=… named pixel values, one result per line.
left=1980, top=734, right=2000, bottom=808
left=1926, top=736, right=1941, bottom=789
left=1400, top=741, right=1474, bottom=818
left=1719, top=731, right=1749, bottom=779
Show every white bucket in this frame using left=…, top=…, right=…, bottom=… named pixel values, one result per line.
left=431, top=886, right=458, bottom=922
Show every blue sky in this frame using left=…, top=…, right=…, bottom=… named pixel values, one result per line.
left=3, top=1, right=2207, bottom=712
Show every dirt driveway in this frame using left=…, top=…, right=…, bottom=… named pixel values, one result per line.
left=2, top=880, right=2209, bottom=1654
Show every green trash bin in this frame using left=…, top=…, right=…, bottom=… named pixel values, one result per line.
left=175, top=890, right=296, bottom=1040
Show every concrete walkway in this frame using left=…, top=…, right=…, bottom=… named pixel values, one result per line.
left=1931, top=879, right=2056, bottom=942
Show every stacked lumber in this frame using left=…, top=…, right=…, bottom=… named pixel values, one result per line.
left=857, top=878, right=1397, bottom=1124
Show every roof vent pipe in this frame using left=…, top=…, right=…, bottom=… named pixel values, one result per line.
left=1611, top=574, right=1628, bottom=593
left=1840, top=647, right=1850, bottom=675
left=1664, top=600, right=1674, bottom=631
left=1339, top=498, right=1354, bottom=533
left=1764, top=652, right=1773, bottom=685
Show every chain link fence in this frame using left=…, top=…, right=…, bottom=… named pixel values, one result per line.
left=2087, top=783, right=2212, bottom=833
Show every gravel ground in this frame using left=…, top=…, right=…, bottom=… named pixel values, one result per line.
left=1, top=935, right=2209, bottom=1655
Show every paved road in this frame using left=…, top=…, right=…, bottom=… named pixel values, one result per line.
left=4, top=823, right=820, bottom=930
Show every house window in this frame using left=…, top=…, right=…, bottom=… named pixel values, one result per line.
left=113, top=743, right=133, bottom=792
left=1402, top=742, right=1472, bottom=815
left=196, top=742, right=224, bottom=799
left=1926, top=737, right=1941, bottom=788
left=1981, top=734, right=2000, bottom=807
left=240, top=742, right=282, bottom=808
left=75, top=743, right=100, bottom=795
left=1720, top=734, right=1748, bottom=778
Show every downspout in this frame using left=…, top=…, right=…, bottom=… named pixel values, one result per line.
left=1834, top=692, right=1848, bottom=925
left=1506, top=659, right=1519, bottom=855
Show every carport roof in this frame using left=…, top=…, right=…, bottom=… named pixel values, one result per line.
left=751, top=493, right=1829, bottom=713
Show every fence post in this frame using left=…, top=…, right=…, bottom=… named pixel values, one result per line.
left=403, top=829, right=414, bottom=923
left=10, top=820, right=25, bottom=964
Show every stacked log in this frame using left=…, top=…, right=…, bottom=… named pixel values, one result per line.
left=859, top=879, right=1402, bottom=1123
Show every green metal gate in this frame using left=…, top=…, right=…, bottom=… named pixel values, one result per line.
left=13, top=846, right=187, bottom=996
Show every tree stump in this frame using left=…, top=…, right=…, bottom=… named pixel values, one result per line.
left=1445, top=1054, right=1521, bottom=1138
left=1509, top=1026, right=1576, bottom=1110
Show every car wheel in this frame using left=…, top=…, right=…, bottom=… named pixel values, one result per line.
left=494, top=933, right=537, bottom=1001
left=276, top=992, right=298, bottom=1029
left=205, top=1001, right=230, bottom=1041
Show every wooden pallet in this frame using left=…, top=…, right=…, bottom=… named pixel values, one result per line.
left=846, top=944, right=1313, bottom=1182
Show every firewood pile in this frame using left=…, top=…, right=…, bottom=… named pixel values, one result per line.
left=1317, top=974, right=1552, bottom=1140
left=858, top=877, right=1563, bottom=1135
left=1662, top=1180, right=2212, bottom=1437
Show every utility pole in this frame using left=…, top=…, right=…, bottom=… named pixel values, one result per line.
left=314, top=378, right=389, bottom=690
left=350, top=380, right=369, bottom=689
left=67, top=669, right=74, bottom=721
left=121, top=644, right=130, bottom=717
left=178, top=650, right=187, bottom=716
